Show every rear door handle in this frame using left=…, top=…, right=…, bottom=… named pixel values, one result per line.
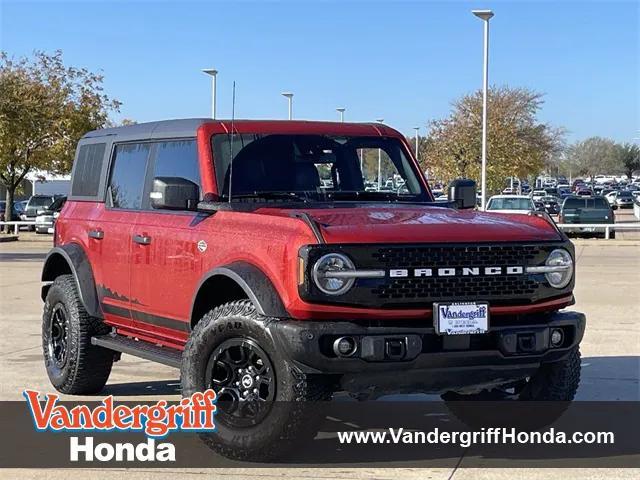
left=88, top=229, right=104, bottom=240
left=133, top=234, right=152, bottom=245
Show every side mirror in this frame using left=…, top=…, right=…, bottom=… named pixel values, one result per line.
left=448, top=179, right=477, bottom=209
left=611, top=204, right=618, bottom=210
left=150, top=177, right=199, bottom=210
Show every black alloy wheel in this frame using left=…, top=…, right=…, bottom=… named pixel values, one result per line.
left=206, top=338, right=276, bottom=427
left=48, top=303, right=69, bottom=368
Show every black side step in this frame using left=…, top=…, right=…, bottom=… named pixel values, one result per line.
left=92, top=334, right=182, bottom=368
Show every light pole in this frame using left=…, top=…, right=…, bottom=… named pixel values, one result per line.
left=472, top=9, right=494, bottom=210
left=376, top=118, right=384, bottom=190
left=336, top=107, right=345, bottom=122
left=202, top=68, right=218, bottom=119
left=281, top=92, right=294, bottom=120
left=413, top=126, right=420, bottom=160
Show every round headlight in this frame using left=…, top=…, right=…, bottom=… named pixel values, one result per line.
left=545, top=249, right=573, bottom=288
left=312, top=253, right=356, bottom=295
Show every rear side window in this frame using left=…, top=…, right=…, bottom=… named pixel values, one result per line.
left=563, top=198, right=585, bottom=209
left=108, top=143, right=151, bottom=209
left=71, top=143, right=106, bottom=197
left=151, top=140, right=201, bottom=198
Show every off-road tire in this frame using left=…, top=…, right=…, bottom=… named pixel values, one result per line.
left=519, top=346, right=581, bottom=400
left=42, top=274, right=114, bottom=394
left=442, top=347, right=581, bottom=428
left=181, top=300, right=332, bottom=461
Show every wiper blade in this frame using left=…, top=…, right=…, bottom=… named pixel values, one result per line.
left=325, top=190, right=405, bottom=201
left=227, top=191, right=312, bottom=202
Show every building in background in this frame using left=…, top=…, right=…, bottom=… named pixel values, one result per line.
left=0, top=171, right=71, bottom=201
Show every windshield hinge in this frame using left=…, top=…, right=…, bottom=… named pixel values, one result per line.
left=291, top=212, right=325, bottom=244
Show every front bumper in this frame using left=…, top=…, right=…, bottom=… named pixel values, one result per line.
left=270, top=310, right=586, bottom=395
left=35, top=217, right=54, bottom=232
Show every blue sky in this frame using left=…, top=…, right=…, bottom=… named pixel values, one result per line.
left=1, top=0, right=637, bottom=142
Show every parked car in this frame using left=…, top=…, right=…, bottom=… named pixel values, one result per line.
left=14, top=200, right=27, bottom=217
left=557, top=187, right=572, bottom=199
left=39, top=118, right=584, bottom=460
left=559, top=196, right=615, bottom=239
left=604, top=191, right=618, bottom=205
left=20, top=194, right=62, bottom=230
left=611, top=190, right=634, bottom=209
left=576, top=188, right=593, bottom=197
left=486, top=195, right=536, bottom=214
left=35, top=196, right=67, bottom=234
left=0, top=200, right=27, bottom=225
left=531, top=189, right=547, bottom=202
left=540, top=196, right=561, bottom=215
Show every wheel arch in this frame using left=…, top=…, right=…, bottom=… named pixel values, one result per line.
left=190, top=262, right=289, bottom=328
left=41, top=244, right=102, bottom=318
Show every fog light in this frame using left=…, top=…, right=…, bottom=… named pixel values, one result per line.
left=333, top=336, right=357, bottom=357
left=550, top=328, right=564, bottom=347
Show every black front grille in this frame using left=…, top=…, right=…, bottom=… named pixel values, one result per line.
left=369, top=245, right=541, bottom=303
left=300, top=242, right=573, bottom=309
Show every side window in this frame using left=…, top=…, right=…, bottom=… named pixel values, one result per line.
left=71, top=143, right=106, bottom=197
left=151, top=140, right=201, bottom=199
left=108, top=143, right=151, bottom=209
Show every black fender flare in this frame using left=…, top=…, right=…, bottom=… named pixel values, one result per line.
left=41, top=244, right=102, bottom=318
left=193, top=262, right=289, bottom=319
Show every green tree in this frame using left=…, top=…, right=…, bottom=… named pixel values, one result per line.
left=565, top=137, right=623, bottom=179
left=0, top=51, right=119, bottom=220
left=421, top=86, right=565, bottom=192
left=617, top=142, right=640, bottom=180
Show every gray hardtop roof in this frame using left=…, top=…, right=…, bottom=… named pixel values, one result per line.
left=81, top=118, right=398, bottom=143
left=81, top=118, right=211, bottom=141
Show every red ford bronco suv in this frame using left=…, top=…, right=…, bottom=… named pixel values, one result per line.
left=41, top=119, right=584, bottom=459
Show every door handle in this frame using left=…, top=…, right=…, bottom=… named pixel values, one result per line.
left=133, top=234, right=152, bottom=245
left=88, top=229, right=104, bottom=240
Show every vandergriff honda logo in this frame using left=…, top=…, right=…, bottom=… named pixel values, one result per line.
left=389, top=266, right=524, bottom=278
left=23, top=389, right=217, bottom=463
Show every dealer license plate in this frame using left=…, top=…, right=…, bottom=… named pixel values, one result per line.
left=434, top=302, right=489, bottom=335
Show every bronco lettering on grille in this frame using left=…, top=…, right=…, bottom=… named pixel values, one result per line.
left=388, top=266, right=524, bottom=278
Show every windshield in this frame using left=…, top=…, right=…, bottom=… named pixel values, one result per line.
left=211, top=134, right=429, bottom=202
left=28, top=196, right=53, bottom=208
left=487, top=197, right=532, bottom=211
left=618, top=191, right=632, bottom=198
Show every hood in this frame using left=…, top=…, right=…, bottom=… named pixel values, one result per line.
left=258, top=204, right=562, bottom=244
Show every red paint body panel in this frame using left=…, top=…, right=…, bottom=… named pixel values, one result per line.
left=254, top=205, right=560, bottom=244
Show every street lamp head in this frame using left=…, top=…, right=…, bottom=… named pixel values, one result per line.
left=472, top=9, right=494, bottom=21
left=336, top=107, right=345, bottom=112
left=413, top=126, right=420, bottom=131
left=281, top=92, right=294, bottom=98
left=202, top=68, right=218, bottom=77
left=375, top=118, right=384, bottom=123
